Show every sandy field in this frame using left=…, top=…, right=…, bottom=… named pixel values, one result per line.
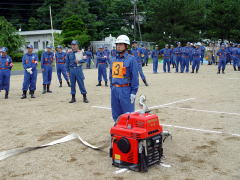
left=0, top=64, right=239, bottom=180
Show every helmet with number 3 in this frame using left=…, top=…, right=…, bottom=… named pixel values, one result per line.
left=115, top=35, right=130, bottom=45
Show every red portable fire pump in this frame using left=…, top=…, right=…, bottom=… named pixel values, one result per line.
left=110, top=95, right=165, bottom=172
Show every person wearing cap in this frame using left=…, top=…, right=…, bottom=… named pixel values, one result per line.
left=103, top=46, right=110, bottom=64
left=181, top=42, right=192, bottom=73
left=151, top=45, right=160, bottom=73
left=109, top=35, right=139, bottom=122
left=231, top=44, right=239, bottom=71
left=237, top=44, right=240, bottom=71
left=55, top=45, right=70, bottom=87
left=216, top=44, right=228, bottom=74
left=191, top=42, right=202, bottom=73
left=160, top=44, right=172, bottom=73
left=66, top=40, right=89, bottom=103
left=131, top=41, right=148, bottom=86
left=140, top=43, right=147, bottom=66
left=0, top=47, right=13, bottom=99
left=170, top=45, right=175, bottom=68
left=85, top=47, right=93, bottom=69
left=111, top=46, right=117, bottom=58
left=96, top=45, right=108, bottom=87
left=173, top=42, right=182, bottom=73
left=41, top=45, right=54, bottom=94
left=200, top=43, right=205, bottom=65
left=21, top=45, right=38, bottom=99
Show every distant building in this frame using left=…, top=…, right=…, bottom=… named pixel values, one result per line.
left=17, top=29, right=62, bottom=52
left=90, top=34, right=116, bottom=52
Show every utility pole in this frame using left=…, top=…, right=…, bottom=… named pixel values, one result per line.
left=131, top=0, right=142, bottom=41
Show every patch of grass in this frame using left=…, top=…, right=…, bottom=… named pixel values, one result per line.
left=12, top=62, right=23, bottom=71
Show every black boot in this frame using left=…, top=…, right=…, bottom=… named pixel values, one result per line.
left=47, top=84, right=52, bottom=93
left=191, top=69, right=194, bottom=73
left=30, top=90, right=35, bottom=98
left=238, top=67, right=240, bottom=71
left=217, top=69, right=220, bottom=74
left=222, top=69, right=225, bottom=74
left=67, top=81, right=71, bottom=87
left=21, top=90, right=27, bottom=99
left=196, top=69, right=198, bottom=73
left=83, top=94, right=89, bottom=103
left=143, top=79, right=149, bottom=86
left=105, top=81, right=108, bottom=87
left=59, top=81, right=62, bottom=87
left=5, top=91, right=8, bottom=99
left=234, top=67, right=237, bottom=71
left=96, top=81, right=102, bottom=86
left=69, top=94, right=76, bottom=103
left=42, top=85, right=47, bottom=94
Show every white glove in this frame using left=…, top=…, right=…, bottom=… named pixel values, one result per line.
left=83, top=56, right=87, bottom=59
left=104, top=56, right=107, bottom=58
left=26, top=68, right=33, bottom=74
left=130, top=94, right=136, bottom=104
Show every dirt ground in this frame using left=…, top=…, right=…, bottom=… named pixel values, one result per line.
left=0, top=64, right=239, bottom=180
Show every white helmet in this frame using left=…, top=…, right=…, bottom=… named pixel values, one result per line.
left=115, top=35, right=130, bottom=45
left=196, top=42, right=201, bottom=46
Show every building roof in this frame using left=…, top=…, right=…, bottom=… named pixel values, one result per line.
left=17, top=29, right=62, bottom=36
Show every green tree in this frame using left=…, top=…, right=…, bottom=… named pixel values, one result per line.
left=27, top=17, right=41, bottom=31
left=61, top=15, right=90, bottom=47
left=0, top=16, right=25, bottom=57
left=206, top=0, right=240, bottom=41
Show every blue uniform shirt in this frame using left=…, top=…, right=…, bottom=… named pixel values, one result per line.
left=192, top=48, right=201, bottom=60
left=41, top=51, right=54, bottom=68
left=65, top=51, right=86, bottom=73
left=22, top=53, right=38, bottom=70
left=131, top=47, right=142, bottom=64
left=110, top=52, right=139, bottom=95
left=111, top=49, right=117, bottom=57
left=0, top=55, right=12, bottom=69
left=181, top=46, right=191, bottom=57
left=151, top=49, right=159, bottom=58
left=217, top=49, right=228, bottom=61
left=160, top=48, right=172, bottom=59
left=173, top=47, right=182, bottom=56
left=96, top=51, right=108, bottom=64
left=56, top=52, right=67, bottom=64
left=85, top=51, right=93, bottom=59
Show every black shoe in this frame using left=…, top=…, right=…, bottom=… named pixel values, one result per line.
left=47, top=84, right=52, bottom=93
left=96, top=81, right=102, bottom=86
left=59, top=81, right=62, bottom=87
left=238, top=67, right=240, bottom=71
left=83, top=94, right=89, bottom=103
left=196, top=69, right=198, bottom=73
left=42, top=85, right=47, bottom=94
left=5, top=91, right=8, bottom=99
left=234, top=67, right=237, bottom=71
left=105, top=81, right=108, bottom=87
left=217, top=70, right=220, bottom=74
left=143, top=79, right=149, bottom=86
left=21, top=90, right=27, bottom=99
left=69, top=94, right=76, bottom=103
left=30, top=91, right=35, bottom=98
left=191, top=70, right=194, bottom=73
left=67, top=81, right=71, bottom=87
left=222, top=70, right=225, bottom=74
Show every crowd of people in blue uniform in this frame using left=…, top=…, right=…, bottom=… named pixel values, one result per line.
left=0, top=36, right=240, bottom=122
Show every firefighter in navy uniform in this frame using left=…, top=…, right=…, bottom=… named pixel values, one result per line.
left=0, top=47, right=13, bottom=99
left=41, top=45, right=54, bottom=94
left=21, top=45, right=38, bottom=99
left=55, top=45, right=70, bottom=87
left=66, top=40, right=89, bottom=103
left=109, top=35, right=139, bottom=122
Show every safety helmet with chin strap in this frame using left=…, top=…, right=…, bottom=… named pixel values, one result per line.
left=115, top=35, right=130, bottom=45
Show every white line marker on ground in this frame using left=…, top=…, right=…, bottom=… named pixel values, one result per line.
left=91, top=98, right=196, bottom=111
left=114, top=168, right=129, bottom=174
left=162, top=124, right=240, bottom=137
left=164, top=106, right=240, bottom=116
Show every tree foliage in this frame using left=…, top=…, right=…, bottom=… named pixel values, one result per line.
left=0, top=16, right=25, bottom=56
